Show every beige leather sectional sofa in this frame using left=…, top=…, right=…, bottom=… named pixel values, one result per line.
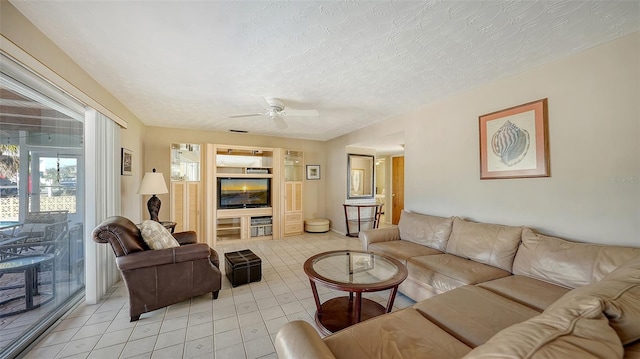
left=275, top=210, right=640, bottom=359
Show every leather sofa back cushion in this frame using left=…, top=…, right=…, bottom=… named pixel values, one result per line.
left=445, top=217, right=522, bottom=272
left=398, top=211, right=453, bottom=251
left=513, top=228, right=640, bottom=288
left=462, top=300, right=624, bottom=359
left=546, top=257, right=640, bottom=345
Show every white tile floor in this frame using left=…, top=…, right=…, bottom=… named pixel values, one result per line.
left=23, top=231, right=415, bottom=359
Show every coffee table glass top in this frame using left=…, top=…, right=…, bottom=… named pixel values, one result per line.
left=309, top=250, right=400, bottom=285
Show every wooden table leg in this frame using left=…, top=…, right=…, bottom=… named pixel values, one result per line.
left=354, top=292, right=362, bottom=323
left=385, top=286, right=399, bottom=313
left=309, top=280, right=322, bottom=315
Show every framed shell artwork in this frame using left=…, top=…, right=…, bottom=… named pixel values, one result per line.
left=479, top=98, right=550, bottom=179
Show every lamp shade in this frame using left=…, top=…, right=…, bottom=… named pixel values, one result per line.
left=138, top=170, right=168, bottom=195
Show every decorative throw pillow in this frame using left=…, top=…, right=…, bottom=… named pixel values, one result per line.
left=139, top=220, right=180, bottom=250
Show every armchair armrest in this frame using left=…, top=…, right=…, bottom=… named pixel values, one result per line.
left=173, top=231, right=197, bottom=245
left=116, top=243, right=211, bottom=271
left=275, top=321, right=336, bottom=359
left=359, top=227, right=400, bottom=250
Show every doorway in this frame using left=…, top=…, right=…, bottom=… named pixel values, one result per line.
left=391, top=156, right=404, bottom=225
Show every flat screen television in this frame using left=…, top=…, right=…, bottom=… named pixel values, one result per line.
left=218, top=178, right=271, bottom=209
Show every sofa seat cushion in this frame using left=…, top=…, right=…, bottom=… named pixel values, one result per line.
left=369, top=240, right=442, bottom=265
left=398, top=211, right=453, bottom=251
left=414, top=286, right=540, bottom=348
left=445, top=217, right=523, bottom=272
left=323, top=308, right=472, bottom=359
left=625, top=340, right=640, bottom=358
left=463, top=297, right=624, bottom=359
left=407, top=254, right=511, bottom=294
left=513, top=228, right=640, bottom=289
left=477, top=275, right=570, bottom=312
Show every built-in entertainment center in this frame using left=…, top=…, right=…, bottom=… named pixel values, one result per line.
left=202, top=144, right=298, bottom=245
left=171, top=143, right=304, bottom=246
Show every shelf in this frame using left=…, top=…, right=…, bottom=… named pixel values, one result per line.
left=347, top=218, right=376, bottom=223
left=217, top=207, right=272, bottom=217
left=217, top=224, right=241, bottom=230
left=217, top=233, right=241, bottom=241
left=215, top=173, right=273, bottom=178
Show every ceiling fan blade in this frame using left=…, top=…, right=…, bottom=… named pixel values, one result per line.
left=228, top=113, right=263, bottom=118
left=272, top=116, right=288, bottom=129
left=284, top=109, right=319, bottom=117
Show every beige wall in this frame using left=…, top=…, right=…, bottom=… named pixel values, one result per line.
left=327, top=32, right=640, bottom=247
left=120, top=122, right=146, bottom=222
left=142, top=126, right=327, bottom=222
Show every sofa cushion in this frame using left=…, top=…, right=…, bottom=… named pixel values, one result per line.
left=624, top=340, right=640, bottom=358
left=407, top=254, right=511, bottom=294
left=477, top=275, right=570, bottom=312
left=513, top=228, right=640, bottom=289
left=323, top=308, right=472, bottom=359
left=546, top=257, right=640, bottom=345
left=139, top=220, right=180, bottom=250
left=398, top=211, right=453, bottom=251
left=445, top=217, right=522, bottom=272
left=414, top=286, right=540, bottom=348
left=463, top=298, right=624, bottom=359
left=369, top=240, right=442, bottom=265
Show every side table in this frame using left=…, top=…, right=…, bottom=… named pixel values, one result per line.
left=160, top=221, right=177, bottom=233
left=343, top=204, right=382, bottom=237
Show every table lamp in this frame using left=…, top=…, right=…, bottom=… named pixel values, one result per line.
left=138, top=168, right=169, bottom=222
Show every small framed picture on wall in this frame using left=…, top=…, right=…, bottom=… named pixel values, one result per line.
left=121, top=148, right=133, bottom=176
left=306, top=165, right=320, bottom=180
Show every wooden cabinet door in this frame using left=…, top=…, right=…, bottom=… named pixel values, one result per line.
left=171, top=181, right=201, bottom=233
left=185, top=182, right=201, bottom=232
left=284, top=181, right=303, bottom=235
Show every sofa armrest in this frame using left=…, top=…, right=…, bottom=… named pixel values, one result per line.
left=173, top=231, right=197, bottom=245
left=275, top=321, right=336, bottom=359
left=116, top=243, right=211, bottom=271
left=359, top=227, right=400, bottom=250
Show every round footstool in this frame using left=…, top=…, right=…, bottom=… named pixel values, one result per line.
left=305, top=218, right=330, bottom=233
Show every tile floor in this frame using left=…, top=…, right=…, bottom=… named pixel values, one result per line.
left=23, top=230, right=415, bottom=359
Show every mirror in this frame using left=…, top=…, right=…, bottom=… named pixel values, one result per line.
left=347, top=154, right=375, bottom=199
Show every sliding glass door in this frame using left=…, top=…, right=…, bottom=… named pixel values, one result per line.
left=1, top=52, right=86, bottom=358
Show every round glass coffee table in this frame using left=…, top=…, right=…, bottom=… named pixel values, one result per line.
left=304, top=250, right=408, bottom=334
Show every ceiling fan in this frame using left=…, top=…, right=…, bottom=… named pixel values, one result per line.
left=229, top=97, right=319, bottom=129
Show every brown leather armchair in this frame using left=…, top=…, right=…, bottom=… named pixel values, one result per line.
left=92, top=216, right=221, bottom=321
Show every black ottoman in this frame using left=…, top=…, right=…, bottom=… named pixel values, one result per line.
left=224, top=249, right=262, bottom=287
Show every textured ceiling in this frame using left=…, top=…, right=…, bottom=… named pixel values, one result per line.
left=10, top=1, right=640, bottom=142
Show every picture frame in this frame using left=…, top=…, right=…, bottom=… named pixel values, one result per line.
left=306, top=165, right=320, bottom=180
left=479, top=98, right=550, bottom=180
left=121, top=148, right=133, bottom=176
